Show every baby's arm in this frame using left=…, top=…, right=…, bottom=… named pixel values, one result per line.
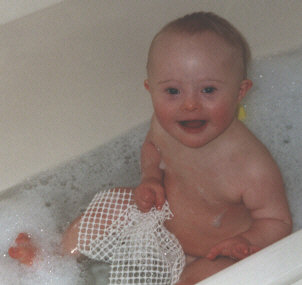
left=207, top=160, right=292, bottom=261
left=134, top=130, right=165, bottom=212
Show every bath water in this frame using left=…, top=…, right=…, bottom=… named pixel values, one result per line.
left=0, top=48, right=301, bottom=284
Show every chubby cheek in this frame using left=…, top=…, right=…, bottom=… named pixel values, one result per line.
left=152, top=97, right=178, bottom=124
left=154, top=105, right=174, bottom=127
left=209, top=102, right=237, bottom=125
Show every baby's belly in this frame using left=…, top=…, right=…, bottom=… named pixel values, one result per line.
left=164, top=187, right=252, bottom=257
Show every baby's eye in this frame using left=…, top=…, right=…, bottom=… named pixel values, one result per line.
left=202, top=87, right=216, bottom=94
left=166, top=88, right=180, bottom=95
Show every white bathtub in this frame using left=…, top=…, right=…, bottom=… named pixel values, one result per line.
left=198, top=230, right=302, bottom=284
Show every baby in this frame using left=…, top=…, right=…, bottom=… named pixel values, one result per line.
left=132, top=12, right=292, bottom=283
left=9, top=12, right=292, bottom=284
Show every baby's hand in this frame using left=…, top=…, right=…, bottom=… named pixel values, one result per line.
left=206, top=236, right=261, bottom=261
left=8, top=233, right=37, bottom=266
left=134, top=178, right=165, bottom=212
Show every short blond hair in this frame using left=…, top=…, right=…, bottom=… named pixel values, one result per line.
left=147, top=12, right=251, bottom=78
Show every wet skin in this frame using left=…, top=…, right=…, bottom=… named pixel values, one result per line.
left=134, top=31, right=292, bottom=283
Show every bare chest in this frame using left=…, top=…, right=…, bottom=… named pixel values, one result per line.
left=159, top=141, right=243, bottom=205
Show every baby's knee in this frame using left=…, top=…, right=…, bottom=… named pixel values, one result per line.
left=76, top=188, right=135, bottom=254
left=61, top=215, right=82, bottom=256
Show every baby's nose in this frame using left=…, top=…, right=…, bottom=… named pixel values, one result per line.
left=181, top=94, right=201, bottom=111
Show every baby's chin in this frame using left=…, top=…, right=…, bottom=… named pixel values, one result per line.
left=174, top=125, right=211, bottom=148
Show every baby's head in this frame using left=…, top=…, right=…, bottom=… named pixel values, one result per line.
left=147, top=11, right=251, bottom=79
left=145, top=12, right=253, bottom=148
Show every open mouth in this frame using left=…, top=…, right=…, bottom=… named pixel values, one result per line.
left=178, top=120, right=207, bottom=132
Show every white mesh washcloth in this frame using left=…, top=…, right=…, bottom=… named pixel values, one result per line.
left=78, top=188, right=185, bottom=284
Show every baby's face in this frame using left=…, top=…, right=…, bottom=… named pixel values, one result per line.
left=145, top=31, right=252, bottom=148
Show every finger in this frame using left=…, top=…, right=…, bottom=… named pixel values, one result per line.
left=140, top=190, right=155, bottom=203
left=250, top=245, right=262, bottom=254
left=206, top=246, right=223, bottom=260
left=235, top=244, right=261, bottom=259
left=153, top=187, right=166, bottom=210
left=134, top=186, right=152, bottom=201
left=206, top=252, right=217, bottom=260
left=135, top=190, right=155, bottom=212
left=232, top=244, right=251, bottom=260
left=231, top=248, right=247, bottom=260
left=138, top=200, right=153, bottom=212
left=236, top=243, right=249, bottom=256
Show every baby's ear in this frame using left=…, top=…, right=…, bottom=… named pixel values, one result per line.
left=144, top=79, right=150, bottom=91
left=238, top=79, right=253, bottom=102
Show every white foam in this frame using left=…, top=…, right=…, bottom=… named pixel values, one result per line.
left=0, top=188, right=86, bottom=284
left=212, top=211, right=226, bottom=228
left=0, top=124, right=146, bottom=284
left=159, top=160, right=166, bottom=170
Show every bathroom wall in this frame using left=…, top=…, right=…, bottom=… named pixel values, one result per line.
left=1, top=0, right=302, bottom=192
left=0, top=0, right=63, bottom=25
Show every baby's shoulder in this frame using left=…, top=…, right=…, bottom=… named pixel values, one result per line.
left=234, top=127, right=282, bottom=184
left=232, top=132, right=285, bottom=205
